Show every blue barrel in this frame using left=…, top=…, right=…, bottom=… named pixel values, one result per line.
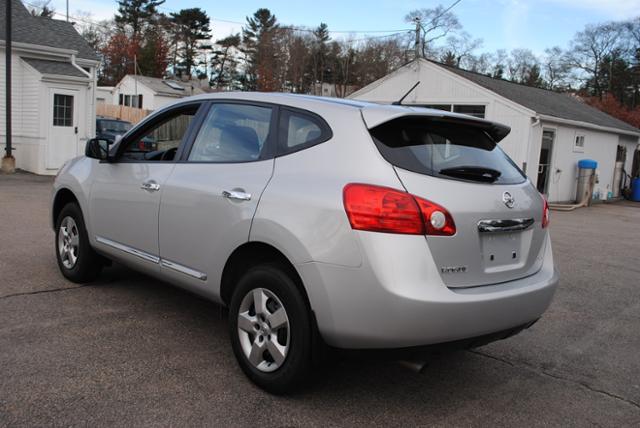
left=632, top=178, right=640, bottom=202
left=578, top=159, right=598, bottom=169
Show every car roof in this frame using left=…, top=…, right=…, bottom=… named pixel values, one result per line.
left=167, top=92, right=484, bottom=119
left=154, top=92, right=511, bottom=140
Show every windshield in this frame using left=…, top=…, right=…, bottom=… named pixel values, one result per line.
left=99, top=120, right=132, bottom=133
left=370, top=116, right=526, bottom=185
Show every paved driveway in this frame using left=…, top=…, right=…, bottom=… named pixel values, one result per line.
left=1, top=172, right=639, bottom=426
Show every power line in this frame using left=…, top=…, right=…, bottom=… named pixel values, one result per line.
left=24, top=1, right=413, bottom=43
left=423, top=0, right=463, bottom=29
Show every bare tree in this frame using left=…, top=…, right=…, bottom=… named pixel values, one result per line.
left=405, top=6, right=461, bottom=57
left=566, top=22, right=625, bottom=97
left=441, top=31, right=482, bottom=68
left=542, top=46, right=572, bottom=90
left=507, top=48, right=540, bottom=83
left=27, top=0, right=55, bottom=18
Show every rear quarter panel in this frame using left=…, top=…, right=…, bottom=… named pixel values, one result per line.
left=250, top=106, right=403, bottom=268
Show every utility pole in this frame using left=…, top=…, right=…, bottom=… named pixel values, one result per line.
left=414, top=17, right=421, bottom=60
left=66, top=0, right=69, bottom=22
left=3, top=0, right=15, bottom=173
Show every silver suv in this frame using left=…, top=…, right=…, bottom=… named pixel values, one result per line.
left=52, top=93, right=558, bottom=393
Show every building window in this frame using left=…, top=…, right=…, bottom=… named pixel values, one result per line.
left=422, top=104, right=452, bottom=112
left=119, top=94, right=143, bottom=108
left=53, top=94, right=73, bottom=127
left=419, top=104, right=486, bottom=119
left=574, top=135, right=585, bottom=152
left=453, top=105, right=485, bottom=118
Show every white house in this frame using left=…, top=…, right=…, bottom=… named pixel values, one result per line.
left=95, top=86, right=114, bottom=104
left=110, top=75, right=207, bottom=111
left=350, top=58, right=640, bottom=203
left=0, top=0, right=99, bottom=175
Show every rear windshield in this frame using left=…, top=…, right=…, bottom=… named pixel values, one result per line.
left=370, top=117, right=526, bottom=184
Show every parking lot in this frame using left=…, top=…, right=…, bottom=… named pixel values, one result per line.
left=0, top=172, right=639, bottom=427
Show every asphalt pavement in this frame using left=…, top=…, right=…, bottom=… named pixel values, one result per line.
left=1, top=172, right=639, bottom=427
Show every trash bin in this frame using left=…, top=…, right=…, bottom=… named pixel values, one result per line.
left=631, top=177, right=640, bottom=202
left=576, top=159, right=597, bottom=204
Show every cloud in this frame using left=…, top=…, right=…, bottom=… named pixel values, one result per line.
left=501, top=0, right=532, bottom=49
left=211, top=21, right=244, bottom=42
left=49, top=0, right=116, bottom=22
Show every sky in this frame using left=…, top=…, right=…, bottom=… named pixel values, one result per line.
left=45, top=0, right=640, bottom=53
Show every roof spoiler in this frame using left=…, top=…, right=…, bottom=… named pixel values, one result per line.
left=361, top=106, right=511, bottom=142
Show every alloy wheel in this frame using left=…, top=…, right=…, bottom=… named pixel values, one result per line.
left=58, top=216, right=80, bottom=269
left=237, top=287, right=290, bottom=373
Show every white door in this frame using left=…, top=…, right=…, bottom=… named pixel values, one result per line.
left=47, top=89, right=79, bottom=169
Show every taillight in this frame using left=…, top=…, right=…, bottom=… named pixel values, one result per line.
left=343, top=183, right=456, bottom=236
left=414, top=197, right=457, bottom=236
left=542, top=196, right=550, bottom=229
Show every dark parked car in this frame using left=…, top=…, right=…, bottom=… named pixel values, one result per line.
left=96, top=117, right=156, bottom=151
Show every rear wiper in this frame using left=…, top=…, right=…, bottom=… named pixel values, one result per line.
left=439, top=166, right=502, bottom=183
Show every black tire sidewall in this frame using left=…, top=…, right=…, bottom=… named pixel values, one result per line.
left=55, top=203, right=101, bottom=283
left=229, top=263, right=311, bottom=394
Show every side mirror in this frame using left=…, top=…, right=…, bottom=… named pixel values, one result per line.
left=85, top=138, right=112, bottom=161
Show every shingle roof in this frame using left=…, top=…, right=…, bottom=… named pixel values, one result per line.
left=0, top=0, right=98, bottom=61
left=127, top=75, right=205, bottom=97
left=22, top=57, right=88, bottom=78
left=431, top=60, right=639, bottom=134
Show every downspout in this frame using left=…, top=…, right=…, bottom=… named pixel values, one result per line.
left=70, top=54, right=95, bottom=151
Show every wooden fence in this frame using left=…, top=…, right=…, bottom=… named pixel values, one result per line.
left=96, top=103, right=151, bottom=124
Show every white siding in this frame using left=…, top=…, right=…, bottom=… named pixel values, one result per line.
left=112, top=76, right=179, bottom=110
left=619, top=135, right=640, bottom=179
left=543, top=122, right=622, bottom=202
left=0, top=50, right=97, bottom=174
left=350, top=59, right=536, bottom=173
left=350, top=59, right=640, bottom=204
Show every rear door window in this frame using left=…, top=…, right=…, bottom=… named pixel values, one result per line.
left=278, top=109, right=332, bottom=155
left=370, top=116, right=525, bottom=184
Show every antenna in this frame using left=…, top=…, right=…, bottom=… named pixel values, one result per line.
left=392, top=81, right=420, bottom=106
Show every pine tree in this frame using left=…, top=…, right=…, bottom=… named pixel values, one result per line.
left=170, top=8, right=212, bottom=78
left=312, top=23, right=330, bottom=92
left=243, top=8, right=280, bottom=91
left=115, top=0, right=165, bottom=38
left=211, top=34, right=242, bottom=89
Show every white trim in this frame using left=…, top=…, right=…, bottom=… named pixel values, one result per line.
left=71, top=54, right=92, bottom=79
left=538, top=114, right=640, bottom=138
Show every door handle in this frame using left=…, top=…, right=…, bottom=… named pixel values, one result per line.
left=222, top=190, right=251, bottom=201
left=141, top=180, right=160, bottom=192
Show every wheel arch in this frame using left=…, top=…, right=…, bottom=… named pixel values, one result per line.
left=220, top=241, right=309, bottom=309
left=52, top=188, right=80, bottom=228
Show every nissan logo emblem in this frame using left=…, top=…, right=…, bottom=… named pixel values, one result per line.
left=503, top=191, right=515, bottom=208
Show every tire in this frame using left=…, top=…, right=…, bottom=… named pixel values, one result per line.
left=55, top=202, right=103, bottom=283
left=229, top=263, right=312, bottom=394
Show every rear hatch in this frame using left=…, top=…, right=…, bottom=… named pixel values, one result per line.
left=364, top=108, right=547, bottom=288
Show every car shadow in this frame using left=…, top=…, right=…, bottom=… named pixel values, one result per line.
left=89, top=262, right=505, bottom=401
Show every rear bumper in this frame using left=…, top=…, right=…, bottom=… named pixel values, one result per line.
left=298, top=232, right=558, bottom=349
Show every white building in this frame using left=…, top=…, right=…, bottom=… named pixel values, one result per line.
left=0, top=0, right=100, bottom=175
left=110, top=75, right=207, bottom=111
left=350, top=59, right=640, bottom=203
left=95, top=86, right=114, bottom=104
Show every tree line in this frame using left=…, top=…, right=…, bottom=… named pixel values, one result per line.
left=27, top=0, right=640, bottom=126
